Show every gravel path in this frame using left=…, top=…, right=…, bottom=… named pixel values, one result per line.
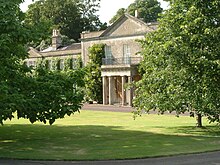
left=1, top=151, right=220, bottom=165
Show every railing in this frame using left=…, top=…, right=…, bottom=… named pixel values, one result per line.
left=102, top=57, right=142, bottom=65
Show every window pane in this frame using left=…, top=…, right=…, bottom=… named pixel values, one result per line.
left=60, top=59, right=64, bottom=70
left=123, top=44, right=131, bottom=64
left=72, top=58, right=77, bottom=69
left=105, top=45, right=112, bottom=59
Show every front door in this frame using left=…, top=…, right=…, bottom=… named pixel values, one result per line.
left=114, top=77, right=122, bottom=104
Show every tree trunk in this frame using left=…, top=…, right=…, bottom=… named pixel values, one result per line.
left=196, top=113, right=202, bottom=127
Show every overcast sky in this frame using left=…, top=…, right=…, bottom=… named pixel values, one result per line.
left=20, top=0, right=169, bottom=23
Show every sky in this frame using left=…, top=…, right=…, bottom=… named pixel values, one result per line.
left=20, top=0, right=169, bottom=23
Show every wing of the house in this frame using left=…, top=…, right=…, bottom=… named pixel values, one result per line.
left=27, top=29, right=81, bottom=70
left=25, top=47, right=42, bottom=67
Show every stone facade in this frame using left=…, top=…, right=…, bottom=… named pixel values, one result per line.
left=27, top=14, right=157, bottom=106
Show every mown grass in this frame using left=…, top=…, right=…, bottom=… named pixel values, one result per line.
left=0, top=110, right=220, bottom=160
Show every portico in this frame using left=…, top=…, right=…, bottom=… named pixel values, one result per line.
left=102, top=75, right=133, bottom=106
left=101, top=63, right=139, bottom=106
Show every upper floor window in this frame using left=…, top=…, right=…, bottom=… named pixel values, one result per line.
left=105, top=45, right=112, bottom=59
left=123, top=44, right=131, bottom=64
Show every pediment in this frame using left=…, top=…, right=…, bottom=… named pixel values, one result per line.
left=28, top=47, right=42, bottom=58
left=100, top=14, right=154, bottom=37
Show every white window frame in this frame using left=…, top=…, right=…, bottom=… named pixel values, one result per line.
left=60, top=59, right=64, bottom=70
left=123, top=44, right=131, bottom=64
left=105, top=45, right=112, bottom=59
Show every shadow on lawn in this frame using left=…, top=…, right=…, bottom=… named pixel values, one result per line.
left=0, top=124, right=220, bottom=160
left=167, top=126, right=220, bottom=137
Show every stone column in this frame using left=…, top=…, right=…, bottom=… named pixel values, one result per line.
left=121, top=76, right=126, bottom=106
left=102, top=76, right=107, bottom=105
left=128, top=76, right=133, bottom=106
left=108, top=76, right=113, bottom=105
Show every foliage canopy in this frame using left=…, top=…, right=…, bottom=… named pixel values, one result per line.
left=133, top=0, right=220, bottom=126
left=24, top=0, right=107, bottom=46
left=109, top=0, right=163, bottom=24
left=0, top=0, right=31, bottom=124
left=21, top=63, right=85, bottom=125
left=0, top=0, right=85, bottom=125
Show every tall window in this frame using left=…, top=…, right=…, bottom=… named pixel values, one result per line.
left=59, top=59, right=64, bottom=70
left=105, top=45, right=112, bottom=65
left=72, top=58, right=78, bottom=69
left=123, top=44, right=131, bottom=64
left=46, top=60, right=53, bottom=70
left=105, top=45, right=112, bottom=59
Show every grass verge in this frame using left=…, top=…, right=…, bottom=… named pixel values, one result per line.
left=0, top=110, right=220, bottom=160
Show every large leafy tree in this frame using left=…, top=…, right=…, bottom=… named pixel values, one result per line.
left=109, top=0, right=163, bottom=24
left=0, top=0, right=31, bottom=124
left=133, top=0, right=220, bottom=127
left=25, top=0, right=106, bottom=45
left=85, top=44, right=105, bottom=103
left=0, top=0, right=85, bottom=125
left=24, top=0, right=53, bottom=48
left=19, top=64, right=85, bottom=125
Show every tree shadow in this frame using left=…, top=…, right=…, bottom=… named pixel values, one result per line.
left=0, top=124, right=220, bottom=160
left=166, top=126, right=220, bottom=137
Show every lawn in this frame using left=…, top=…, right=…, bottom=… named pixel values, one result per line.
left=0, top=110, right=220, bottom=160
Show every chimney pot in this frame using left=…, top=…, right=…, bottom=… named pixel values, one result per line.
left=52, top=29, right=61, bottom=50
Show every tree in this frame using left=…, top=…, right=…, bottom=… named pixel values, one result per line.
left=24, top=0, right=53, bottom=48
left=128, top=0, right=163, bottom=22
left=0, top=0, right=31, bottom=124
left=109, top=8, right=126, bottom=24
left=25, top=0, right=106, bottom=44
left=0, top=0, right=85, bottom=125
left=109, top=0, right=163, bottom=24
left=85, top=44, right=105, bottom=103
left=133, top=0, right=220, bottom=127
left=18, top=63, right=85, bottom=125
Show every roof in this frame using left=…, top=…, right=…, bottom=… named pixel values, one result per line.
left=28, top=43, right=81, bottom=59
left=99, top=14, right=151, bottom=37
left=28, top=47, right=42, bottom=58
left=81, top=14, right=158, bottom=41
left=41, top=43, right=81, bottom=53
left=65, top=43, right=81, bottom=50
left=81, top=31, right=105, bottom=39
left=40, top=43, right=81, bottom=57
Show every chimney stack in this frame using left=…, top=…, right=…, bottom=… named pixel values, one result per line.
left=52, top=29, right=61, bottom=50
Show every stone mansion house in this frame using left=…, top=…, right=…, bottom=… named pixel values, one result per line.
left=27, top=14, right=157, bottom=106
